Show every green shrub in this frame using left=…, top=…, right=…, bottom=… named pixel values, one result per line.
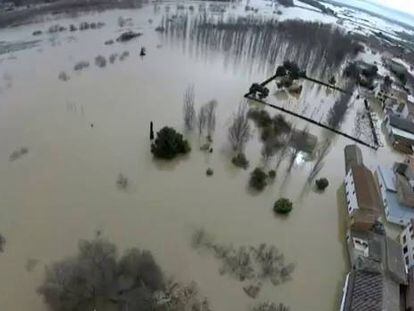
left=315, top=178, right=329, bottom=191
left=268, top=170, right=276, bottom=179
left=206, top=168, right=214, bottom=176
left=232, top=153, right=249, bottom=169
left=151, top=127, right=190, bottom=159
left=249, top=167, right=268, bottom=191
left=273, top=198, right=293, bottom=215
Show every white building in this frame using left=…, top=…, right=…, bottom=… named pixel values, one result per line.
left=400, top=220, right=414, bottom=269
left=344, top=165, right=380, bottom=217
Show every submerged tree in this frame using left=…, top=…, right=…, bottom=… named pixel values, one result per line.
left=163, top=16, right=362, bottom=79
left=273, top=198, right=293, bottom=215
left=326, top=82, right=355, bottom=129
left=151, top=127, right=191, bottom=159
left=38, top=237, right=210, bottom=311
left=249, top=168, right=268, bottom=191
left=228, top=102, right=251, bottom=153
left=183, top=85, right=196, bottom=131
left=197, top=106, right=207, bottom=138
left=204, top=100, right=217, bottom=141
left=37, top=238, right=164, bottom=311
left=315, top=178, right=329, bottom=191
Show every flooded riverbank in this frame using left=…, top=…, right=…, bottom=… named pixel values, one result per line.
left=0, top=1, right=407, bottom=310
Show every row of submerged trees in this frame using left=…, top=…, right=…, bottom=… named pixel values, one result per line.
left=183, top=84, right=218, bottom=142
left=161, top=14, right=363, bottom=79
left=37, top=236, right=212, bottom=311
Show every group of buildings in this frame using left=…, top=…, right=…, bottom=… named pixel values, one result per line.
left=340, top=144, right=414, bottom=310
left=378, top=60, right=414, bottom=154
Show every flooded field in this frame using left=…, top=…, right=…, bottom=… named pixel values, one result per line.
left=0, top=1, right=407, bottom=310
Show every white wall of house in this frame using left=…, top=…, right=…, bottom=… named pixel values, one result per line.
left=400, top=222, right=414, bottom=269
left=344, top=169, right=358, bottom=215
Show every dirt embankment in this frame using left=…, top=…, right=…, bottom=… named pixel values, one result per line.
left=0, top=0, right=147, bottom=28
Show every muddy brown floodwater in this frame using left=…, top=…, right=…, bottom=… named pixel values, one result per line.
left=0, top=1, right=406, bottom=311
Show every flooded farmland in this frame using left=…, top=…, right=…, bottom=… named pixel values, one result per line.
left=0, top=1, right=408, bottom=310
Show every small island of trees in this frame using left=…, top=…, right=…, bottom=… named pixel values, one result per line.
left=37, top=237, right=210, bottom=311
left=151, top=127, right=191, bottom=159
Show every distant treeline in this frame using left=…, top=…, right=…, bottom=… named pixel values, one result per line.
left=297, top=0, right=335, bottom=15
left=0, top=0, right=147, bottom=27
left=161, top=15, right=363, bottom=78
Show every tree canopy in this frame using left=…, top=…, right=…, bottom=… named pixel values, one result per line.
left=151, top=127, right=191, bottom=159
left=37, top=238, right=164, bottom=311
left=273, top=198, right=293, bottom=215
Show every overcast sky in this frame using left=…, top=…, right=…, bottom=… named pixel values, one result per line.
left=370, top=0, right=414, bottom=15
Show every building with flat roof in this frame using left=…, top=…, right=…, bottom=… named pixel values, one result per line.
left=377, top=165, right=414, bottom=226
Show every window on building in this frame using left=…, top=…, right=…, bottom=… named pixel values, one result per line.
left=403, top=235, right=407, bottom=244
left=404, top=246, right=408, bottom=254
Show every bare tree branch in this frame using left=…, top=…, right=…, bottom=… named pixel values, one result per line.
left=228, top=102, right=251, bottom=153
left=183, top=84, right=196, bottom=131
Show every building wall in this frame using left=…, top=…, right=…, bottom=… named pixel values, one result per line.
left=377, top=170, right=389, bottom=214
left=345, top=169, right=359, bottom=215
left=384, top=118, right=396, bottom=144
left=400, top=222, right=414, bottom=269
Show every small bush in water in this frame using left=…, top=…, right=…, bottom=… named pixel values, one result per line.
left=249, top=167, right=267, bottom=191
left=151, top=127, right=190, bottom=159
left=274, top=198, right=293, bottom=215
left=315, top=178, right=329, bottom=191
